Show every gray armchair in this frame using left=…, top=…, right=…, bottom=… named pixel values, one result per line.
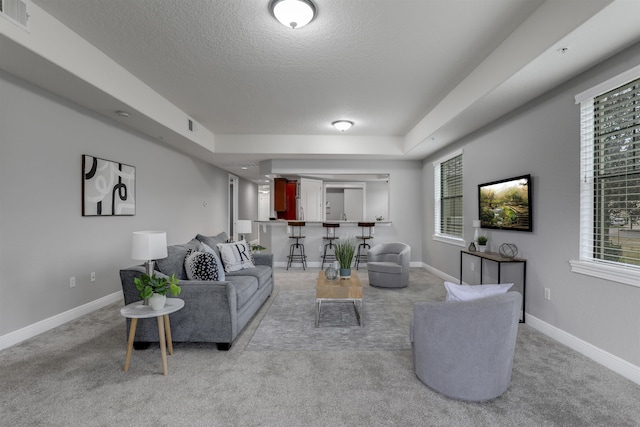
left=366, top=242, right=410, bottom=288
left=410, top=292, right=522, bottom=401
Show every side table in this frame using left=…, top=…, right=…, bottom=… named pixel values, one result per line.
left=120, top=298, right=185, bottom=376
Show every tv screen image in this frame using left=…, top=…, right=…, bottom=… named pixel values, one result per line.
left=478, top=174, right=532, bottom=232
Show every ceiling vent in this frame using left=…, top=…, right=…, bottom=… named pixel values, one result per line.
left=0, top=0, right=29, bottom=30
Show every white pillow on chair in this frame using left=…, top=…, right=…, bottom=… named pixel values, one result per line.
left=444, top=281, right=513, bottom=302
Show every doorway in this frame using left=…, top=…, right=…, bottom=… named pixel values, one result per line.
left=228, top=174, right=239, bottom=241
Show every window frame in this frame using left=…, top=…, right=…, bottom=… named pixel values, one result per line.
left=572, top=65, right=640, bottom=288
left=433, top=149, right=465, bottom=246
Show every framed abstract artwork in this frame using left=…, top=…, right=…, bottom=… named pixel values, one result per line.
left=82, top=155, right=136, bottom=216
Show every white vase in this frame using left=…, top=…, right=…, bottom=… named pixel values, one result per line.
left=149, top=294, right=166, bottom=311
left=478, top=245, right=487, bottom=253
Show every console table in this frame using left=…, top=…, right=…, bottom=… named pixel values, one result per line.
left=459, top=250, right=526, bottom=323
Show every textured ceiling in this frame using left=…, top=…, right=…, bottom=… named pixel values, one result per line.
left=30, top=0, right=542, bottom=136
left=7, top=0, right=640, bottom=181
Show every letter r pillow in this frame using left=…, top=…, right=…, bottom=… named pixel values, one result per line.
left=217, top=240, right=255, bottom=272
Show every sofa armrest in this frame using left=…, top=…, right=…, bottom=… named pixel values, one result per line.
left=253, top=253, right=273, bottom=268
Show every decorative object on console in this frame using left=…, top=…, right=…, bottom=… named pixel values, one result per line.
left=476, top=236, right=488, bottom=252
left=472, top=219, right=481, bottom=242
left=131, top=231, right=168, bottom=276
left=82, top=154, right=135, bottom=216
left=499, top=243, right=519, bottom=258
left=468, top=241, right=476, bottom=252
left=334, top=237, right=356, bottom=278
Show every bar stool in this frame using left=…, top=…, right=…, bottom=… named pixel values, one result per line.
left=355, top=222, right=375, bottom=270
left=287, top=221, right=307, bottom=270
left=321, top=223, right=340, bottom=268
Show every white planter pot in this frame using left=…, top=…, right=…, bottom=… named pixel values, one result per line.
left=478, top=245, right=487, bottom=253
left=149, top=294, right=166, bottom=311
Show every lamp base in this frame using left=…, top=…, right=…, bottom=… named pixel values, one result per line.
left=144, top=260, right=155, bottom=277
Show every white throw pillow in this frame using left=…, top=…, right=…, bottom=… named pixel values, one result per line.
left=217, top=240, right=255, bottom=273
left=444, top=281, right=513, bottom=302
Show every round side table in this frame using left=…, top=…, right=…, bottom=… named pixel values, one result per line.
left=120, top=298, right=185, bottom=376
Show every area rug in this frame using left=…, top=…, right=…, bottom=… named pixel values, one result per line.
left=246, top=289, right=411, bottom=351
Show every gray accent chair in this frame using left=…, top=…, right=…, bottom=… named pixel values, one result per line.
left=366, top=242, right=410, bottom=288
left=410, top=292, right=522, bottom=401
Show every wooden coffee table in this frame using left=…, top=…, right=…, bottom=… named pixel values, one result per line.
left=316, top=270, right=363, bottom=327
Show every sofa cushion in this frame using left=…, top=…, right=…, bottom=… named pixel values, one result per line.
left=196, top=232, right=228, bottom=258
left=229, top=275, right=259, bottom=309
left=217, top=240, right=255, bottom=272
left=200, top=243, right=225, bottom=281
left=184, top=249, right=221, bottom=281
left=156, top=239, right=203, bottom=280
left=444, top=281, right=513, bottom=302
left=226, top=265, right=271, bottom=288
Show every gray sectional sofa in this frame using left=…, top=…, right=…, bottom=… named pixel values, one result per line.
left=120, top=232, right=274, bottom=350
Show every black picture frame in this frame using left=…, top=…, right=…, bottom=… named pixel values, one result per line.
left=478, top=174, right=532, bottom=232
left=82, top=155, right=136, bottom=216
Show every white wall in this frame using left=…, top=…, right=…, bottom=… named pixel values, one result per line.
left=0, top=71, right=232, bottom=338
left=422, top=42, right=640, bottom=368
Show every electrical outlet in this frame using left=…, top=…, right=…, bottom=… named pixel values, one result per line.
left=544, top=288, right=551, bottom=300
left=70, top=277, right=76, bottom=288
left=91, top=272, right=96, bottom=282
left=319, top=246, right=323, bottom=253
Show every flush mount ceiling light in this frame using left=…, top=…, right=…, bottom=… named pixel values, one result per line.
left=269, top=0, right=317, bottom=29
left=332, top=120, right=353, bottom=132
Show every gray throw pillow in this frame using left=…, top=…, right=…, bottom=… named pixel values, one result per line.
left=155, top=239, right=203, bottom=280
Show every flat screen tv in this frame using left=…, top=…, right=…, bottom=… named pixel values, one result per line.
left=478, top=174, right=532, bottom=232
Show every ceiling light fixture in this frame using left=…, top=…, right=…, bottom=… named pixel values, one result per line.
left=332, top=120, right=353, bottom=132
left=269, top=0, right=317, bottom=29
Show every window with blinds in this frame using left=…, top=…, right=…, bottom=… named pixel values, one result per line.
left=434, top=152, right=463, bottom=240
left=579, top=76, right=640, bottom=271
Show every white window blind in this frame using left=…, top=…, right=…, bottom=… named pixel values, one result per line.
left=434, top=151, right=463, bottom=241
left=578, top=76, right=640, bottom=272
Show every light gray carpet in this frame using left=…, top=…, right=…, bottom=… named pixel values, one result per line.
left=247, top=289, right=410, bottom=351
left=1, top=268, right=640, bottom=426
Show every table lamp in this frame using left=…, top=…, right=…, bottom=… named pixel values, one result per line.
left=131, top=231, right=168, bottom=276
left=472, top=220, right=481, bottom=243
left=237, top=220, right=252, bottom=241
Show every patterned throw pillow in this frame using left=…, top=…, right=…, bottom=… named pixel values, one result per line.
left=216, top=240, right=255, bottom=273
left=184, top=249, right=220, bottom=281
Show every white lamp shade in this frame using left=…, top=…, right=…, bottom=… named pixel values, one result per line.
left=472, top=220, right=482, bottom=228
left=271, top=0, right=316, bottom=29
left=131, top=231, right=168, bottom=261
left=237, top=220, right=252, bottom=234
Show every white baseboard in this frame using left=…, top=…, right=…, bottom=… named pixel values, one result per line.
left=0, top=291, right=123, bottom=351
left=525, top=315, right=640, bottom=386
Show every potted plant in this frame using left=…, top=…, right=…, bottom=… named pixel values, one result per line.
left=334, top=237, right=356, bottom=278
left=134, top=273, right=181, bottom=310
left=251, top=244, right=266, bottom=253
left=477, top=236, right=488, bottom=252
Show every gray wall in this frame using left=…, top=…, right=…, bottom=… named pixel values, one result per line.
left=0, top=71, right=234, bottom=336
left=422, top=42, right=640, bottom=366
